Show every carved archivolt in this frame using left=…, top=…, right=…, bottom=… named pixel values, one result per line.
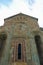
left=10, top=38, right=26, bottom=63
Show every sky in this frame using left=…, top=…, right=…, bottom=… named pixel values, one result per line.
left=0, top=0, right=43, bottom=27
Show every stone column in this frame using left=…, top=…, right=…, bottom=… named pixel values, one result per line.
left=0, top=33, right=12, bottom=65
left=30, top=37, right=40, bottom=65
left=0, top=25, right=14, bottom=65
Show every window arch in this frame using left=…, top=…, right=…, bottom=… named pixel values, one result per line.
left=18, top=44, right=21, bottom=59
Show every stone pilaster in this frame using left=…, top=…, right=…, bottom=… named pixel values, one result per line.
left=30, top=37, right=40, bottom=65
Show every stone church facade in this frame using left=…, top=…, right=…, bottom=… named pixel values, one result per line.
left=0, top=13, right=43, bottom=65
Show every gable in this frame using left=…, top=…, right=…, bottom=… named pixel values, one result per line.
left=4, top=13, right=38, bottom=21
left=4, top=13, right=38, bottom=25
left=4, top=13, right=39, bottom=32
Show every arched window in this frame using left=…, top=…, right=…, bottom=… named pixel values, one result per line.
left=18, top=44, right=21, bottom=59
left=35, top=35, right=42, bottom=65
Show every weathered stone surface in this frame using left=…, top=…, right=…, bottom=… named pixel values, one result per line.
left=0, top=13, right=43, bottom=65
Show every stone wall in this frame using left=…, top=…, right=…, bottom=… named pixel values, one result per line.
left=0, top=13, right=42, bottom=65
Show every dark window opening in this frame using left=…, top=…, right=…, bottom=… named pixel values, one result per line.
left=18, top=44, right=21, bottom=59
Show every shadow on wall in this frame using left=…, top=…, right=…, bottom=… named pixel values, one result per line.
left=35, top=35, right=43, bottom=65
left=0, top=32, right=7, bottom=59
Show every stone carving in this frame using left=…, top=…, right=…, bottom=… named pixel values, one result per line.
left=14, top=23, right=28, bottom=35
